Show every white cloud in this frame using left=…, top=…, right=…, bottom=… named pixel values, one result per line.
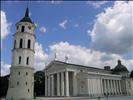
left=51, top=0, right=62, bottom=5
left=59, top=20, right=68, bottom=29
left=74, top=24, right=79, bottom=28
left=87, top=1, right=108, bottom=8
left=1, top=62, right=11, bottom=76
left=39, top=26, right=47, bottom=33
left=34, top=42, right=48, bottom=71
left=1, top=41, right=132, bottom=76
left=49, top=42, right=133, bottom=71
left=90, top=1, right=133, bottom=54
left=1, top=10, right=11, bottom=47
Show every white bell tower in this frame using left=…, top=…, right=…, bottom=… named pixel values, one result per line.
left=6, top=7, right=35, bottom=99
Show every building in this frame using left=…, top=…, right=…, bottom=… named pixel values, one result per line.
left=45, top=60, right=133, bottom=97
left=6, top=8, right=35, bottom=100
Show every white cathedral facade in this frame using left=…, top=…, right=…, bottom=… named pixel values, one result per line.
left=45, top=60, right=133, bottom=97
left=6, top=7, right=133, bottom=100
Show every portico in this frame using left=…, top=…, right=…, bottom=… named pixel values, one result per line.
left=45, top=70, right=76, bottom=97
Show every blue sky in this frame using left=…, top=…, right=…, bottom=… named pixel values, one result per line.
left=1, top=1, right=133, bottom=76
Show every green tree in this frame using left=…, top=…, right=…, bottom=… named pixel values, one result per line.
left=130, top=70, right=133, bottom=78
left=34, top=71, right=45, bottom=96
left=0, top=75, right=9, bottom=97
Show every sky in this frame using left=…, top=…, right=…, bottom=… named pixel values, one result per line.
left=1, top=1, right=133, bottom=76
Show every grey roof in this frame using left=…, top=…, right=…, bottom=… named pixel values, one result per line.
left=19, top=7, right=33, bottom=23
left=46, top=60, right=112, bottom=72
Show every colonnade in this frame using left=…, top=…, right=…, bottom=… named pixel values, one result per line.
left=87, top=78, right=103, bottom=96
left=102, top=79, right=122, bottom=96
left=45, top=71, right=70, bottom=97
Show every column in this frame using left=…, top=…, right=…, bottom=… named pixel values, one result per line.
left=110, top=80, right=113, bottom=95
left=57, top=73, right=60, bottom=96
left=73, top=72, right=77, bottom=96
left=48, top=75, right=51, bottom=96
left=45, top=76, right=48, bottom=96
left=104, top=79, right=107, bottom=95
left=51, top=75, right=54, bottom=96
left=114, top=80, right=117, bottom=95
left=65, top=71, right=69, bottom=96
left=119, top=80, right=122, bottom=94
left=100, top=79, right=103, bottom=96
left=115, top=80, right=118, bottom=95
left=61, top=72, right=64, bottom=96
left=117, top=80, right=120, bottom=95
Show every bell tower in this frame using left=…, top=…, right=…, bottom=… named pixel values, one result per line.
left=6, top=7, right=35, bottom=99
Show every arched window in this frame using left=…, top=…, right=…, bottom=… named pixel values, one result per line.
left=21, top=26, right=25, bottom=32
left=14, top=40, right=16, bottom=48
left=26, top=57, right=29, bottom=65
left=27, top=39, right=31, bottom=49
left=19, top=56, right=21, bottom=64
left=19, top=38, right=23, bottom=48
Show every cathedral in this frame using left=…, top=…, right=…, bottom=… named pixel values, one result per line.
left=45, top=60, right=133, bottom=97
left=6, top=7, right=133, bottom=100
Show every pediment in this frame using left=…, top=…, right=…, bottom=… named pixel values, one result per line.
left=45, top=60, right=67, bottom=73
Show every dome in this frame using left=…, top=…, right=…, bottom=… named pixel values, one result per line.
left=113, top=60, right=129, bottom=73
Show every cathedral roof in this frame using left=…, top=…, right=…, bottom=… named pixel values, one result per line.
left=19, top=7, right=33, bottom=24
left=113, top=60, right=129, bottom=73
left=45, top=60, right=112, bottom=73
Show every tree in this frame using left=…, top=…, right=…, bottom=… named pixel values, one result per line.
left=34, top=71, right=45, bottom=96
left=130, top=70, right=133, bottom=78
left=0, top=75, right=9, bottom=97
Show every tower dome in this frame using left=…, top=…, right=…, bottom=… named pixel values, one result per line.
left=113, top=60, right=129, bottom=73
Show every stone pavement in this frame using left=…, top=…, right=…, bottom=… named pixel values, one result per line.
left=37, top=96, right=133, bottom=100
left=1, top=96, right=133, bottom=100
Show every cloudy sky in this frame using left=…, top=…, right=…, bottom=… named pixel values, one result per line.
left=1, top=1, right=133, bottom=76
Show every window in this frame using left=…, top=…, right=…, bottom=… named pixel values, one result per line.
left=28, top=89, right=30, bottom=93
left=17, top=26, right=19, bottom=30
left=14, top=40, right=16, bottom=48
left=27, top=39, right=31, bottom=49
left=17, top=81, right=19, bottom=85
left=25, top=82, right=27, bottom=85
left=28, top=26, right=31, bottom=30
left=19, top=38, right=23, bottom=48
left=18, top=72, right=20, bottom=75
left=21, top=26, right=25, bottom=32
left=26, top=57, right=29, bottom=65
left=26, top=72, right=28, bottom=75
left=19, top=56, right=21, bottom=64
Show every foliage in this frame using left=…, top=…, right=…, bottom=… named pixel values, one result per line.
left=0, top=75, right=9, bottom=97
left=130, top=70, right=133, bottom=78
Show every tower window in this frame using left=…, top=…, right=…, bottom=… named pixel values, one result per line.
left=28, top=26, right=31, bottom=30
left=17, top=81, right=19, bottom=85
left=19, top=38, right=23, bottom=48
left=18, top=72, right=20, bottom=75
left=28, top=89, right=30, bottom=93
left=26, top=72, right=28, bottom=75
left=19, top=56, right=21, bottom=64
left=14, top=40, right=16, bottom=48
left=21, top=26, right=25, bottom=32
left=26, top=82, right=27, bottom=85
left=17, top=26, right=19, bottom=30
left=27, top=39, right=31, bottom=49
left=26, top=57, right=29, bottom=65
